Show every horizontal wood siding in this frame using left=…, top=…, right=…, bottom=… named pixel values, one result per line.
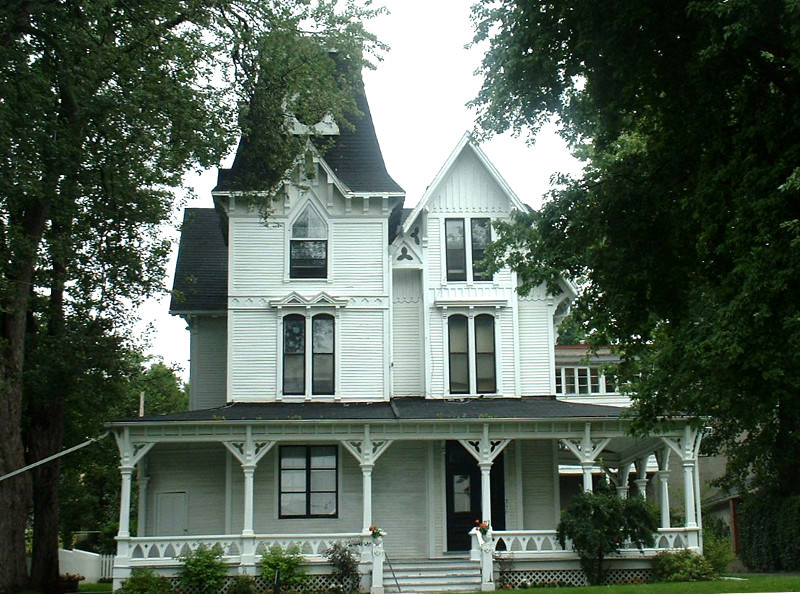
left=229, top=309, right=276, bottom=401
left=147, top=444, right=227, bottom=535
left=520, top=440, right=557, bottom=530
left=339, top=310, right=385, bottom=399
left=230, top=218, right=284, bottom=294
left=517, top=300, right=553, bottom=395
left=189, top=316, right=227, bottom=409
left=331, top=220, right=385, bottom=293
left=498, top=312, right=516, bottom=395
left=392, top=270, right=423, bottom=396
left=372, top=442, right=430, bottom=558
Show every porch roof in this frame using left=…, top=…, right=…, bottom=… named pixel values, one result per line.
left=110, top=396, right=627, bottom=425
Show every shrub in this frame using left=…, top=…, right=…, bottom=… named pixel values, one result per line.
left=739, top=493, right=800, bottom=571
left=702, top=518, right=735, bottom=574
left=228, top=575, right=257, bottom=594
left=653, top=549, right=716, bottom=582
left=556, top=478, right=658, bottom=585
left=325, top=541, right=361, bottom=593
left=260, top=545, right=307, bottom=592
left=117, top=568, right=173, bottom=594
left=178, top=544, right=227, bottom=593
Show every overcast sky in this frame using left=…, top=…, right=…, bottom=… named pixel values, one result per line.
left=135, top=0, right=581, bottom=378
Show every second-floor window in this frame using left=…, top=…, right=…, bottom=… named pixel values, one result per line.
left=290, top=205, right=327, bottom=279
left=555, top=367, right=616, bottom=395
left=445, top=218, right=492, bottom=282
left=283, top=313, right=335, bottom=396
left=448, top=313, right=496, bottom=394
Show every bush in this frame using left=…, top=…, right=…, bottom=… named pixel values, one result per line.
left=653, top=549, right=716, bottom=582
left=178, top=544, right=227, bottom=593
left=260, top=545, right=307, bottom=592
left=702, top=518, right=735, bottom=574
left=325, top=541, right=361, bottom=593
left=740, top=493, right=800, bottom=571
left=228, top=575, right=257, bottom=594
left=117, top=568, right=173, bottom=594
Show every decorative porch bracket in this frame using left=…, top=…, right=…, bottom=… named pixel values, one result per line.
left=604, top=462, right=632, bottom=498
left=460, top=423, right=511, bottom=523
left=661, top=427, right=703, bottom=547
left=341, top=425, right=394, bottom=532
left=560, top=423, right=611, bottom=492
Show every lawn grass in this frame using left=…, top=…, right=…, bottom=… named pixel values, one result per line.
left=513, top=575, right=800, bottom=594
left=79, top=584, right=113, bottom=592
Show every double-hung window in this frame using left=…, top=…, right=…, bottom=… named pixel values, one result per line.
left=290, top=205, right=327, bottom=279
left=445, top=218, right=492, bottom=282
left=282, top=313, right=335, bottom=396
left=279, top=445, right=338, bottom=518
left=448, top=313, right=496, bottom=394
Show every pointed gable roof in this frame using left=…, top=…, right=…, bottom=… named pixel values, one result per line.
left=402, top=132, right=527, bottom=234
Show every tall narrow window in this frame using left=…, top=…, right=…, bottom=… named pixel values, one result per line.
left=291, top=205, right=327, bottom=278
left=475, top=314, right=496, bottom=393
left=448, top=315, right=469, bottom=393
left=312, top=314, right=334, bottom=394
left=445, top=219, right=467, bottom=281
left=471, top=219, right=491, bottom=281
left=283, top=315, right=305, bottom=395
left=279, top=445, right=338, bottom=518
left=448, top=314, right=497, bottom=395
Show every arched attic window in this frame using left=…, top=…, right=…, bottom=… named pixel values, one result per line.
left=290, top=204, right=327, bottom=279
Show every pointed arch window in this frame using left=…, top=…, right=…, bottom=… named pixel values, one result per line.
left=291, top=205, right=327, bottom=278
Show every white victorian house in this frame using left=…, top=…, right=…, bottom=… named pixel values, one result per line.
left=108, top=86, right=704, bottom=591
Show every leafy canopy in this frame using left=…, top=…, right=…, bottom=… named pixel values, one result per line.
left=472, top=0, right=800, bottom=496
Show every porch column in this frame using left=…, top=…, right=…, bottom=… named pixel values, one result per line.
left=655, top=447, right=671, bottom=528
left=137, top=461, right=149, bottom=536
left=610, top=462, right=631, bottom=499
left=119, top=465, right=134, bottom=539
left=560, top=423, right=611, bottom=493
left=460, top=424, right=510, bottom=525
left=662, top=426, right=703, bottom=548
left=362, top=465, right=374, bottom=533
left=342, top=425, right=393, bottom=533
left=633, top=457, right=649, bottom=499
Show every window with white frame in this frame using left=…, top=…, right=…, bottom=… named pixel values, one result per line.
left=555, top=366, right=616, bottom=395
left=445, top=218, right=492, bottom=282
left=282, top=313, right=335, bottom=396
left=279, top=445, right=338, bottom=518
left=290, top=204, right=327, bottom=279
left=448, top=313, right=496, bottom=394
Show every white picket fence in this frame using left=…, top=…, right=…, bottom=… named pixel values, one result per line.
left=59, top=549, right=114, bottom=583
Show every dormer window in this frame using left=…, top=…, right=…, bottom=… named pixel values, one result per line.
left=291, top=205, right=327, bottom=279
left=445, top=218, right=492, bottom=282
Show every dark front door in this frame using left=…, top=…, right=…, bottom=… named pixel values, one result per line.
left=445, top=441, right=505, bottom=551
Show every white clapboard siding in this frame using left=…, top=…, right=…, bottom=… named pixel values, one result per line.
left=338, top=310, right=385, bottom=399
left=229, top=309, right=277, bottom=401
left=392, top=270, right=423, bottom=396
left=230, top=218, right=284, bottom=295
left=517, top=300, right=554, bottom=395
left=189, top=316, right=227, bottom=410
left=520, top=440, right=558, bottom=530
left=331, top=220, right=386, bottom=293
left=372, top=442, right=431, bottom=558
left=147, top=444, right=227, bottom=536
left=497, top=312, right=516, bottom=395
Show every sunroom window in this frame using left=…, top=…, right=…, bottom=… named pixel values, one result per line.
left=290, top=205, right=327, bottom=279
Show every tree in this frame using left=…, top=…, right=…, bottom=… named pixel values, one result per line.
left=0, top=2, right=380, bottom=591
left=472, top=1, right=800, bottom=496
left=557, top=479, right=657, bottom=585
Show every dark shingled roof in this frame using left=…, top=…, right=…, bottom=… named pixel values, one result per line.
left=170, top=208, right=228, bottom=313
left=215, top=90, right=403, bottom=195
left=112, top=396, right=627, bottom=424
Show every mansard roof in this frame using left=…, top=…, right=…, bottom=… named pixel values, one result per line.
left=112, top=396, right=627, bottom=424
left=215, top=88, right=403, bottom=195
left=170, top=208, right=228, bottom=314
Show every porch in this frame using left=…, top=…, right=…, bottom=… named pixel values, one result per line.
left=108, top=398, right=703, bottom=591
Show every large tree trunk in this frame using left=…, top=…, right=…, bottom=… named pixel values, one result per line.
left=0, top=201, right=51, bottom=593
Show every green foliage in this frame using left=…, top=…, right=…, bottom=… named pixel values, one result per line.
left=116, top=569, right=173, bottom=594
left=324, top=541, right=361, bottom=593
left=556, top=479, right=658, bottom=585
left=701, top=518, right=735, bottom=575
left=260, top=545, right=307, bottom=591
left=178, top=544, right=227, bottom=593
left=739, top=493, right=800, bottom=571
left=472, top=0, right=800, bottom=497
left=653, top=549, right=716, bottom=583
left=227, top=575, right=257, bottom=594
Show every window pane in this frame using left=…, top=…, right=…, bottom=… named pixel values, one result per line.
left=449, top=355, right=469, bottom=393
left=310, top=469, right=336, bottom=491
left=311, top=446, right=337, bottom=468
left=290, top=240, right=327, bottom=278
left=445, top=219, right=466, bottom=281
left=555, top=368, right=563, bottom=394
left=564, top=368, right=576, bottom=394
left=312, top=316, right=334, bottom=353
left=281, top=447, right=307, bottom=469
left=312, top=354, right=334, bottom=394
left=292, top=206, right=326, bottom=238
left=449, top=315, right=469, bottom=393
left=475, top=315, right=494, bottom=353
left=284, top=316, right=305, bottom=353
left=448, top=316, right=468, bottom=352
left=453, top=474, right=471, bottom=513
left=310, top=493, right=336, bottom=515
left=283, top=355, right=304, bottom=394
left=476, top=354, right=496, bottom=393
left=590, top=369, right=600, bottom=393
left=577, top=368, right=589, bottom=394
left=281, top=469, right=306, bottom=492
left=281, top=493, right=306, bottom=516
left=471, top=218, right=491, bottom=281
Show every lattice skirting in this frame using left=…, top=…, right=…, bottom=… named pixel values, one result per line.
left=498, top=567, right=653, bottom=588
left=167, top=573, right=344, bottom=593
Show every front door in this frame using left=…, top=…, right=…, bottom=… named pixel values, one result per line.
left=445, top=441, right=505, bottom=551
